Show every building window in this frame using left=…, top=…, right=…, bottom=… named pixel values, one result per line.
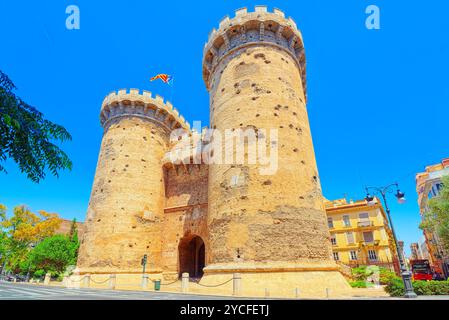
left=359, top=213, right=369, bottom=222
left=328, top=217, right=334, bottom=229
left=346, top=232, right=355, bottom=244
left=343, top=215, right=351, bottom=227
left=368, top=250, right=378, bottom=261
left=363, top=231, right=374, bottom=244
left=358, top=212, right=372, bottom=227
left=230, top=175, right=240, bottom=187
left=331, top=234, right=337, bottom=246
left=333, top=252, right=339, bottom=261
left=350, top=250, right=358, bottom=261
left=359, top=213, right=369, bottom=221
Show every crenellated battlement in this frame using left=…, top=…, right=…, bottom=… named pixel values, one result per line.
left=202, top=5, right=307, bottom=100
left=206, top=6, right=301, bottom=45
left=100, top=88, right=191, bottom=132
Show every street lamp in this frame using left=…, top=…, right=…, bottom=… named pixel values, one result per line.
left=365, top=182, right=417, bottom=299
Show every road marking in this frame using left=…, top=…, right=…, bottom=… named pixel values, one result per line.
left=2, top=288, right=40, bottom=296
left=0, top=283, right=237, bottom=300
left=0, top=285, right=74, bottom=297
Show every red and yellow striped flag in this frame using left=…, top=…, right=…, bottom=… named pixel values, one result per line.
left=150, top=74, right=173, bottom=84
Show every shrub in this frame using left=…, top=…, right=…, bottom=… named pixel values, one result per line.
left=350, top=280, right=374, bottom=288
left=379, top=268, right=397, bottom=285
left=351, top=266, right=395, bottom=284
left=412, top=281, right=433, bottom=295
left=33, top=269, right=46, bottom=279
left=385, top=278, right=449, bottom=296
left=351, top=266, right=369, bottom=281
left=415, top=281, right=449, bottom=295
left=385, top=277, right=404, bottom=296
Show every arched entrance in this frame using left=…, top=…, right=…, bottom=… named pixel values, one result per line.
left=178, top=235, right=205, bottom=278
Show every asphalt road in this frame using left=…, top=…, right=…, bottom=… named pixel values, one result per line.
left=2, top=281, right=449, bottom=300
left=0, top=281, right=238, bottom=300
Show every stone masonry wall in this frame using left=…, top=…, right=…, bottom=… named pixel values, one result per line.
left=161, top=164, right=208, bottom=273
left=206, top=44, right=334, bottom=266
left=78, top=7, right=341, bottom=281
left=77, top=116, right=169, bottom=273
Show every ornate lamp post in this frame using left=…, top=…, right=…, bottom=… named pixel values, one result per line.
left=365, top=182, right=417, bottom=298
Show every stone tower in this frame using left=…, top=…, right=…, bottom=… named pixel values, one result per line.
left=201, top=6, right=349, bottom=294
left=77, top=89, right=190, bottom=274
left=75, top=6, right=351, bottom=297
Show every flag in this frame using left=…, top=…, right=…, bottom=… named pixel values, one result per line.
left=150, top=74, right=173, bottom=85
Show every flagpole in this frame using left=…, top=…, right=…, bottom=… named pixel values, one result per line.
left=169, top=76, right=175, bottom=105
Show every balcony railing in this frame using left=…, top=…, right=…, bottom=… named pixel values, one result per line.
left=359, top=240, right=380, bottom=246
left=358, top=221, right=374, bottom=227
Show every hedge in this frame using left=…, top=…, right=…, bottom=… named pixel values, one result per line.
left=385, top=277, right=449, bottom=296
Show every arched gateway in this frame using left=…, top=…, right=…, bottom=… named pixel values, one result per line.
left=178, top=235, right=205, bottom=278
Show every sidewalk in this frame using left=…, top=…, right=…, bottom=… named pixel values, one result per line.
left=22, top=278, right=391, bottom=299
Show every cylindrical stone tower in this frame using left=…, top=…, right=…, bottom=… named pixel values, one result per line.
left=202, top=6, right=349, bottom=296
left=77, top=89, right=190, bottom=275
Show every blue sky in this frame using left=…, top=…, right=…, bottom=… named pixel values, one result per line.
left=1, top=0, right=448, bottom=255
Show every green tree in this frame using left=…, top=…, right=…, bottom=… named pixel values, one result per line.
left=1, top=204, right=11, bottom=270
left=0, top=204, right=62, bottom=273
left=0, top=204, right=6, bottom=251
left=27, top=234, right=79, bottom=276
left=420, top=175, right=449, bottom=252
left=0, top=227, right=8, bottom=268
left=0, top=70, right=72, bottom=183
left=1, top=205, right=62, bottom=245
left=69, top=218, right=78, bottom=242
left=68, top=218, right=80, bottom=261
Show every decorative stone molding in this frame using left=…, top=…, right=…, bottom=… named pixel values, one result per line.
left=202, top=6, right=307, bottom=100
left=100, top=89, right=191, bottom=132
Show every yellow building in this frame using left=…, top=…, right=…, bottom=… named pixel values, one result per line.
left=325, top=198, right=399, bottom=273
left=415, top=157, right=449, bottom=277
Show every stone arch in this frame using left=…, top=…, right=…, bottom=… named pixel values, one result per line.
left=178, top=234, right=205, bottom=278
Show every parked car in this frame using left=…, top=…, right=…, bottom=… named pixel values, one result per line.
left=14, top=275, right=28, bottom=282
left=1, top=274, right=16, bottom=282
